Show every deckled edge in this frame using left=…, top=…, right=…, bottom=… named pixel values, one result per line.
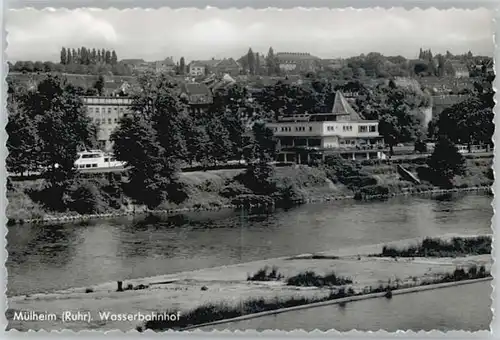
left=4, top=1, right=500, bottom=10
left=2, top=0, right=8, bottom=336
left=489, top=6, right=498, bottom=338
left=1, top=4, right=498, bottom=338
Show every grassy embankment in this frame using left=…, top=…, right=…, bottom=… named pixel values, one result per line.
left=141, top=235, right=491, bottom=332
left=7, top=155, right=493, bottom=223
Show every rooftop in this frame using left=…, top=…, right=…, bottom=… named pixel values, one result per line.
left=181, top=82, right=212, bottom=96
left=330, top=91, right=363, bottom=120
left=275, top=52, right=320, bottom=61
left=190, top=59, right=222, bottom=68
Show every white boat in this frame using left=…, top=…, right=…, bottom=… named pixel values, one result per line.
left=74, top=150, right=126, bottom=170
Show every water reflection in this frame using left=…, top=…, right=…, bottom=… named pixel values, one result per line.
left=203, top=281, right=492, bottom=332
left=7, top=193, right=492, bottom=296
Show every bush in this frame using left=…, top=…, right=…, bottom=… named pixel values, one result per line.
left=64, top=180, right=107, bottom=215
left=220, top=181, right=252, bottom=198
left=286, top=270, right=352, bottom=287
left=247, top=266, right=283, bottom=281
left=345, top=175, right=378, bottom=188
left=380, top=236, right=491, bottom=258
left=360, top=185, right=389, bottom=196
left=236, top=164, right=277, bottom=195
left=275, top=178, right=306, bottom=206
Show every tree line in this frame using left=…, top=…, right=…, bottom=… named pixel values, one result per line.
left=9, top=46, right=129, bottom=76
left=60, top=47, right=118, bottom=66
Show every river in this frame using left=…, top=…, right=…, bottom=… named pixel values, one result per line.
left=7, top=193, right=492, bottom=296
left=199, top=280, right=492, bottom=332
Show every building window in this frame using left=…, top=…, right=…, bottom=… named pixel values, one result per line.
left=369, top=125, right=377, bottom=132
left=95, top=108, right=100, bottom=113
left=343, top=126, right=352, bottom=132
left=108, top=118, right=112, bottom=124
left=359, top=125, right=368, bottom=133
left=114, top=118, right=118, bottom=123
left=88, top=107, right=93, bottom=113
left=309, top=126, right=312, bottom=131
left=108, top=108, right=112, bottom=114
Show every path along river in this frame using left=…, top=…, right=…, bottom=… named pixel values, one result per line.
left=7, top=193, right=492, bottom=297
left=199, top=280, right=492, bottom=332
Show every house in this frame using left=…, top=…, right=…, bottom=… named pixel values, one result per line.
left=266, top=91, right=385, bottom=163
left=214, top=58, right=241, bottom=76
left=275, top=52, right=320, bottom=74
left=152, top=57, right=176, bottom=74
left=180, top=82, right=213, bottom=114
left=320, top=58, right=346, bottom=71
left=188, top=59, right=221, bottom=77
left=119, top=59, right=149, bottom=73
left=451, top=62, right=470, bottom=78
left=82, top=96, right=134, bottom=151
left=188, top=58, right=241, bottom=77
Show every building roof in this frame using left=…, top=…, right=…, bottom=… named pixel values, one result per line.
left=190, top=59, right=222, bottom=68
left=181, top=82, right=212, bottom=96
left=120, top=59, right=146, bottom=65
left=331, top=91, right=363, bottom=120
left=275, top=52, right=320, bottom=62
left=216, top=58, right=240, bottom=69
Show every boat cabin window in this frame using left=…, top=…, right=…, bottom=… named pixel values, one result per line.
left=85, top=164, right=91, bottom=168
left=91, top=164, right=98, bottom=168
left=104, top=157, right=109, bottom=162
left=81, top=154, right=101, bottom=159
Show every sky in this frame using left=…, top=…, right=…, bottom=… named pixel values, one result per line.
left=6, top=7, right=494, bottom=63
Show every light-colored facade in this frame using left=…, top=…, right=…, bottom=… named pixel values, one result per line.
left=189, top=65, right=206, bottom=76
left=266, top=92, right=385, bottom=163
left=82, top=96, right=133, bottom=152
left=276, top=52, right=320, bottom=74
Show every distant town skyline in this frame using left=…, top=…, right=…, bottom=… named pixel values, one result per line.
left=7, top=7, right=494, bottom=63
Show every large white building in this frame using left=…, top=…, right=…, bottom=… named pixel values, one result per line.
left=266, top=92, right=386, bottom=163
left=82, top=96, right=133, bottom=151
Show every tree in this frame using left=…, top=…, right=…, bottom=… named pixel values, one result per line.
left=22, top=61, right=34, bottom=73
left=255, top=52, right=261, bottom=75
left=91, top=48, right=97, bottom=64
left=245, top=121, right=277, bottom=163
left=34, top=61, right=45, bottom=72
left=22, top=75, right=97, bottom=181
left=206, top=118, right=233, bottom=165
left=427, top=137, right=466, bottom=186
left=266, top=47, right=279, bottom=76
left=60, top=47, right=67, bottom=65
left=97, top=50, right=102, bottom=63
left=179, top=57, right=186, bottom=75
left=111, top=50, right=118, bottom=65
left=112, top=114, right=172, bottom=208
left=181, top=115, right=209, bottom=166
left=94, top=75, right=105, bottom=96
left=247, top=48, right=255, bottom=75
left=111, top=73, right=189, bottom=208
left=6, top=86, right=40, bottom=175
left=435, top=96, right=494, bottom=151
left=104, top=51, right=111, bottom=65
left=43, top=61, right=56, bottom=72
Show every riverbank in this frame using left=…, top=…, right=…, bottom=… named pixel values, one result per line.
left=7, top=156, right=493, bottom=224
left=7, top=235, right=492, bottom=332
